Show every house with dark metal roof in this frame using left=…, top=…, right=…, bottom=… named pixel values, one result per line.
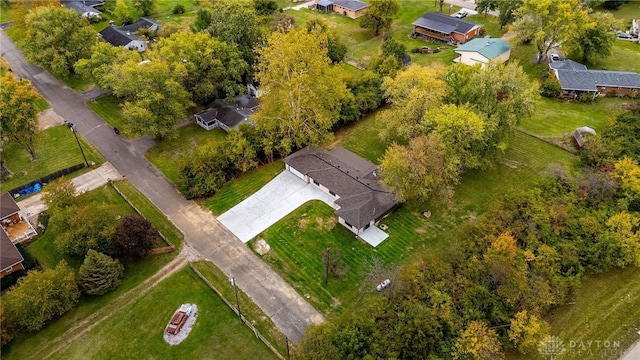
left=98, top=18, right=162, bottom=52
left=454, top=37, right=511, bottom=67
left=0, top=230, right=24, bottom=279
left=314, top=0, right=369, bottom=19
left=412, top=12, right=481, bottom=44
left=284, top=147, right=396, bottom=236
left=61, top=0, right=103, bottom=19
left=195, top=95, right=259, bottom=132
left=549, top=60, right=640, bottom=97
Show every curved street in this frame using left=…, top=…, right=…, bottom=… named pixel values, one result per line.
left=0, top=30, right=324, bottom=344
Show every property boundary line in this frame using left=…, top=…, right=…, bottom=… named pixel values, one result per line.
left=109, top=181, right=175, bottom=250
left=189, top=264, right=286, bottom=360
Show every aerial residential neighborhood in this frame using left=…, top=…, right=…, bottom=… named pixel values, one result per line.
left=0, top=0, right=639, bottom=359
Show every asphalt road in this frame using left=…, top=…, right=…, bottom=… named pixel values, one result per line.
left=0, top=30, right=324, bottom=344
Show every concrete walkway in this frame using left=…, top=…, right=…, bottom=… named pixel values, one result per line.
left=1, top=29, right=323, bottom=344
left=444, top=0, right=499, bottom=17
left=218, top=171, right=335, bottom=242
left=18, top=162, right=122, bottom=219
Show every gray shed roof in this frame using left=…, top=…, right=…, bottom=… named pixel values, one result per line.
left=549, top=59, right=588, bottom=71
left=413, top=12, right=479, bottom=35
left=332, top=0, right=369, bottom=11
left=284, top=147, right=396, bottom=229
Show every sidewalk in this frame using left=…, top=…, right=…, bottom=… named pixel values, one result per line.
left=18, top=162, right=122, bottom=219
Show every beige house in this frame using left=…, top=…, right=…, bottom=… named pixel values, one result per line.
left=453, top=37, right=511, bottom=67
left=315, top=0, right=369, bottom=19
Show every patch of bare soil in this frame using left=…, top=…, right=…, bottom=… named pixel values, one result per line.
left=299, top=218, right=309, bottom=229
left=415, top=227, right=426, bottom=234
left=316, top=216, right=336, bottom=231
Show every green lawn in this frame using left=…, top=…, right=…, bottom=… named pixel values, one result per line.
left=1, top=125, right=105, bottom=193
left=6, top=185, right=177, bottom=359
left=204, top=161, right=284, bottom=215
left=598, top=1, right=640, bottom=24
left=0, top=2, right=11, bottom=23
left=253, top=124, right=579, bottom=315
left=331, top=111, right=388, bottom=164
left=511, top=266, right=640, bottom=360
left=593, top=40, right=640, bottom=73
left=86, top=95, right=130, bottom=137
left=111, top=179, right=184, bottom=249
left=191, top=261, right=288, bottom=356
left=145, top=124, right=228, bottom=184
left=42, top=267, right=277, bottom=360
left=519, top=97, right=629, bottom=136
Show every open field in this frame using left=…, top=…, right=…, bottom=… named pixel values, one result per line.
left=42, top=267, right=277, bottom=360
left=1, top=125, right=105, bottom=193
left=145, top=124, right=227, bottom=183
left=191, top=261, right=288, bottom=356
left=510, top=266, right=640, bottom=360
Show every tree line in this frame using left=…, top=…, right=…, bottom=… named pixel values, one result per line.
left=298, top=108, right=640, bottom=360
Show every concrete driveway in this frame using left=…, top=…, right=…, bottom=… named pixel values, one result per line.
left=218, top=170, right=335, bottom=242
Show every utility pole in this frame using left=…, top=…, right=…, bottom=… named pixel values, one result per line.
left=67, top=122, right=89, bottom=167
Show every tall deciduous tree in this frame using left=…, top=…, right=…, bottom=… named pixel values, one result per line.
left=206, top=1, right=262, bottom=72
left=508, top=310, right=551, bottom=354
left=42, top=177, right=76, bottom=214
left=452, top=321, right=504, bottom=360
left=112, top=215, right=158, bottom=259
left=52, top=203, right=120, bottom=256
left=2, top=261, right=80, bottom=332
left=565, top=11, right=621, bottom=64
left=0, top=73, right=40, bottom=160
left=359, top=0, right=400, bottom=36
left=107, top=58, right=192, bottom=139
left=78, top=250, right=124, bottom=295
left=75, top=42, right=142, bottom=90
left=190, top=8, right=213, bottom=32
left=132, top=0, right=155, bottom=16
left=253, top=28, right=348, bottom=159
left=23, top=7, right=96, bottom=77
left=381, top=133, right=458, bottom=203
left=497, top=0, right=522, bottom=29
left=378, top=64, right=447, bottom=141
left=7, top=0, right=58, bottom=27
left=157, top=32, right=247, bottom=105
left=112, top=0, right=133, bottom=25
left=514, top=0, right=590, bottom=62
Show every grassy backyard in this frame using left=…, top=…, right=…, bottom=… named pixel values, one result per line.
left=6, top=267, right=277, bottom=360
left=1, top=125, right=105, bottom=193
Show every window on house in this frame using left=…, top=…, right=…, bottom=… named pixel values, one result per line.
left=313, top=180, right=319, bottom=186
left=329, top=190, right=336, bottom=196
left=344, top=221, right=352, bottom=228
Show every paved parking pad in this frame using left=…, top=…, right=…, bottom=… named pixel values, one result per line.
left=218, top=171, right=335, bottom=242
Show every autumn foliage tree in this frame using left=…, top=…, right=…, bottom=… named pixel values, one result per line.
left=359, top=0, right=400, bottom=36
left=253, top=28, right=348, bottom=159
left=52, top=203, right=120, bottom=257
left=112, top=215, right=159, bottom=260
left=0, top=73, right=41, bottom=160
left=2, top=261, right=80, bottom=332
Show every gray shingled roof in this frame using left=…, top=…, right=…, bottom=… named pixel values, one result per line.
left=332, top=0, right=369, bottom=11
left=549, top=59, right=587, bottom=71
left=413, top=12, right=479, bottom=35
left=99, top=26, right=139, bottom=46
left=61, top=1, right=103, bottom=16
left=283, top=147, right=396, bottom=229
left=554, top=69, right=640, bottom=92
left=120, top=18, right=162, bottom=32
left=1, top=193, right=20, bottom=219
left=1, top=230, right=24, bottom=270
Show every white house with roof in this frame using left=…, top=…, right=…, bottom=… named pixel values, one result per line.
left=454, top=37, right=511, bottom=67
left=98, top=18, right=161, bottom=52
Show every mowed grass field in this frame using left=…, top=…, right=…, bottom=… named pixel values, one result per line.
left=1, top=125, right=105, bottom=193
left=40, top=267, right=277, bottom=360
left=86, top=95, right=130, bottom=137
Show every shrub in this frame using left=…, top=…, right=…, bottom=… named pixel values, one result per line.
left=172, top=4, right=185, bottom=14
left=540, top=77, right=561, bottom=98
left=579, top=93, right=595, bottom=103
left=37, top=210, right=50, bottom=233
left=78, top=250, right=124, bottom=295
left=112, top=215, right=159, bottom=260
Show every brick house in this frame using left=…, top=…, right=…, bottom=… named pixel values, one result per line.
left=549, top=60, right=640, bottom=97
left=1, top=230, right=24, bottom=279
left=412, top=12, right=481, bottom=44
left=315, top=0, right=369, bottom=19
